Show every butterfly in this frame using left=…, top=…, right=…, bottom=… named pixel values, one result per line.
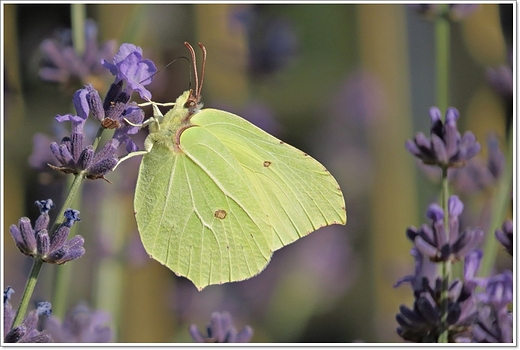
left=118, top=42, right=346, bottom=290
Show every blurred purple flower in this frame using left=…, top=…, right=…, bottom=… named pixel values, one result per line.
left=495, top=220, right=513, bottom=256
left=4, top=290, right=53, bottom=343
left=450, top=134, right=505, bottom=193
left=39, top=19, right=117, bottom=86
left=101, top=43, right=156, bottom=100
left=479, top=270, right=513, bottom=309
left=232, top=5, right=298, bottom=77
left=9, top=199, right=85, bottom=264
left=470, top=270, right=513, bottom=343
left=406, top=107, right=481, bottom=168
left=189, top=311, right=253, bottom=343
left=486, top=64, right=513, bottom=98
left=406, top=196, right=484, bottom=262
left=45, top=302, right=113, bottom=343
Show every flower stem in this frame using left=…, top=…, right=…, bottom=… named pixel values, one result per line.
left=71, top=3, right=86, bottom=56
left=435, top=5, right=451, bottom=342
left=435, top=5, right=450, bottom=112
left=49, top=173, right=84, bottom=235
left=12, top=260, right=43, bottom=327
left=438, top=166, right=451, bottom=343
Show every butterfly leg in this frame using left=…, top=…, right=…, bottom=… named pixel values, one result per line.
left=112, top=151, right=148, bottom=170
left=112, top=137, right=155, bottom=171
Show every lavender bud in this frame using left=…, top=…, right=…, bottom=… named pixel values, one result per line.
left=36, top=229, right=50, bottom=256
left=19, top=218, right=37, bottom=254
left=63, top=209, right=81, bottom=228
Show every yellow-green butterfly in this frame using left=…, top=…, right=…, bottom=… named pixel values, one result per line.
left=120, top=42, right=346, bottom=290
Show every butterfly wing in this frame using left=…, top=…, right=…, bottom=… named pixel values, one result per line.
left=134, top=130, right=273, bottom=291
left=191, top=108, right=346, bottom=251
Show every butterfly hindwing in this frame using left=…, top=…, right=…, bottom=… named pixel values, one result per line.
left=135, top=125, right=273, bottom=290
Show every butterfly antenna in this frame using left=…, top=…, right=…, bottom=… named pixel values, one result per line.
left=184, top=42, right=199, bottom=99
left=197, top=42, right=207, bottom=98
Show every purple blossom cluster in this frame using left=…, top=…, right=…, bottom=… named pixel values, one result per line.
left=4, top=287, right=53, bottom=343
left=9, top=199, right=85, bottom=264
left=48, top=43, right=155, bottom=181
left=189, top=311, right=254, bottom=343
left=39, top=19, right=118, bottom=86
left=397, top=107, right=513, bottom=343
left=405, top=107, right=480, bottom=168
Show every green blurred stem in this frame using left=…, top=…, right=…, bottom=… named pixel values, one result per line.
left=12, top=260, right=43, bottom=327
left=71, top=3, right=86, bottom=56
left=438, top=166, right=451, bottom=343
left=435, top=5, right=451, bottom=342
left=479, top=125, right=513, bottom=277
left=435, top=5, right=450, bottom=112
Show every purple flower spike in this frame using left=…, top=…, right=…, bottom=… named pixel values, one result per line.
left=44, top=302, right=113, bottom=342
left=102, top=43, right=157, bottom=100
left=495, top=220, right=513, bottom=256
left=8, top=201, right=85, bottom=265
left=405, top=107, right=481, bottom=168
left=189, top=311, right=253, bottom=343
left=395, top=275, right=476, bottom=342
left=39, top=18, right=117, bottom=86
left=4, top=295, right=53, bottom=343
left=406, top=197, right=483, bottom=263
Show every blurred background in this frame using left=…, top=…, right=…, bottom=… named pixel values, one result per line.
left=3, top=3, right=512, bottom=343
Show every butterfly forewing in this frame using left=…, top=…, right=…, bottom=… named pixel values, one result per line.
left=190, top=108, right=347, bottom=251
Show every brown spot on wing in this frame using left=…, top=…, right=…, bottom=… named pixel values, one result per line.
left=214, top=209, right=227, bottom=219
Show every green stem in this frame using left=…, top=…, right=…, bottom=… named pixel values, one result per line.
left=71, top=4, right=86, bottom=56
left=479, top=125, right=513, bottom=277
left=435, top=5, right=451, bottom=343
left=438, top=166, right=451, bottom=343
left=12, top=260, right=43, bottom=327
left=49, top=173, right=84, bottom=235
left=435, top=6, right=450, bottom=112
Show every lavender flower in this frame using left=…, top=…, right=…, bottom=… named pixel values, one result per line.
left=395, top=275, right=478, bottom=342
left=189, top=311, right=253, bottom=343
left=86, top=82, right=145, bottom=151
left=48, top=43, right=155, bottom=180
left=44, top=302, right=113, bottom=343
left=471, top=304, right=513, bottom=343
left=4, top=290, right=53, bottom=343
left=101, top=43, right=156, bottom=100
left=471, top=270, right=513, bottom=343
left=405, top=107, right=481, bottom=168
left=232, top=5, right=298, bottom=77
left=39, top=19, right=117, bottom=86
left=9, top=199, right=85, bottom=264
left=450, top=134, right=505, bottom=193
left=406, top=196, right=484, bottom=262
left=495, top=220, right=513, bottom=256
